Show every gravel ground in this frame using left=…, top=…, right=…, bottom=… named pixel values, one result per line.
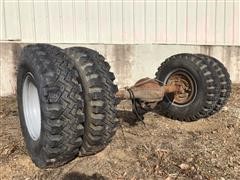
left=0, top=85, right=239, bottom=180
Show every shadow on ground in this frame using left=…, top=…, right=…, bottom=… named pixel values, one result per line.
left=116, top=110, right=139, bottom=126
left=62, top=172, right=106, bottom=180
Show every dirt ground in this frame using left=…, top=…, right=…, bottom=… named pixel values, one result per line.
left=0, top=85, right=239, bottom=180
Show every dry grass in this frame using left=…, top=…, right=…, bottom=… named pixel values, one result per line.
left=0, top=85, right=239, bottom=180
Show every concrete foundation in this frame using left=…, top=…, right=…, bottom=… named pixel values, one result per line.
left=0, top=43, right=239, bottom=96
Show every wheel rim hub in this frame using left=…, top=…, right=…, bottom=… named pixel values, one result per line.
left=166, top=70, right=196, bottom=106
left=22, top=73, right=41, bottom=141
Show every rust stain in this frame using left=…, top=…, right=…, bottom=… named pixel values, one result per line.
left=11, top=43, right=22, bottom=76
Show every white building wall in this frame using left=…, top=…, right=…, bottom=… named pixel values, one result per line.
left=0, top=0, right=239, bottom=45
left=0, top=1, right=239, bottom=96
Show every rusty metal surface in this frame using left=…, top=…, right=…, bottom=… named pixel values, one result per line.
left=116, top=77, right=181, bottom=103
left=165, top=71, right=196, bottom=105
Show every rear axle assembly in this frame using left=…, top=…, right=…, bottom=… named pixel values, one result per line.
left=17, top=44, right=231, bottom=168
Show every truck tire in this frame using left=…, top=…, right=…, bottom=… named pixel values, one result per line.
left=65, top=47, right=119, bottom=156
left=195, top=54, right=231, bottom=115
left=17, top=44, right=85, bottom=168
left=155, top=53, right=219, bottom=121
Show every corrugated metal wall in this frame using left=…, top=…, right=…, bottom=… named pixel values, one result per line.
left=0, top=0, right=239, bottom=45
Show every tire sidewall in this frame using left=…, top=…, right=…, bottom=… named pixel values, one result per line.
left=17, top=60, right=45, bottom=166
left=156, top=57, right=207, bottom=119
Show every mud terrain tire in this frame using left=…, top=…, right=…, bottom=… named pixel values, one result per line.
left=155, top=53, right=219, bottom=121
left=17, top=44, right=85, bottom=168
left=195, top=54, right=231, bottom=115
left=65, top=47, right=119, bottom=156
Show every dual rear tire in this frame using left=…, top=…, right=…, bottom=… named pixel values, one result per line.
left=155, top=53, right=231, bottom=121
left=17, top=44, right=118, bottom=168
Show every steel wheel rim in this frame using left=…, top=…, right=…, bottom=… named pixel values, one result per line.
left=22, top=73, right=41, bottom=141
left=164, top=68, right=197, bottom=107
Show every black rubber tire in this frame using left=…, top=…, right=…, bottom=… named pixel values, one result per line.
left=65, top=47, right=119, bottom=156
left=17, top=44, right=85, bottom=168
left=155, top=53, right=219, bottom=121
left=195, top=54, right=231, bottom=115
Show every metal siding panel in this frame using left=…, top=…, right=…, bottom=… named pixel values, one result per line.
left=134, top=1, right=145, bottom=43
left=75, top=1, right=87, bottom=43
left=111, top=1, right=122, bottom=43
left=33, top=0, right=49, bottom=42
left=233, top=0, right=239, bottom=45
left=122, top=0, right=134, bottom=43
left=48, top=1, right=63, bottom=43
left=196, top=0, right=207, bottom=44
left=72, top=0, right=77, bottom=42
left=19, top=1, right=35, bottom=42
left=177, top=1, right=187, bottom=44
left=98, top=1, right=111, bottom=43
left=145, top=0, right=156, bottom=43
left=4, top=1, right=21, bottom=40
left=1, top=0, right=238, bottom=45
left=206, top=1, right=216, bottom=44
left=166, top=1, right=177, bottom=43
left=62, top=1, right=75, bottom=42
left=87, top=1, right=99, bottom=43
left=215, top=1, right=225, bottom=44
left=0, top=0, right=6, bottom=40
left=48, top=1, right=62, bottom=43
left=187, top=0, right=197, bottom=44
left=225, top=1, right=234, bottom=45
left=156, top=0, right=167, bottom=43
